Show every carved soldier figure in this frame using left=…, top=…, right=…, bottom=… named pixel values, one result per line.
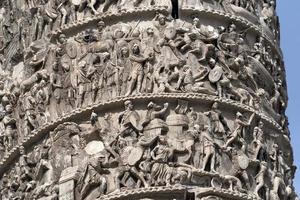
left=61, top=59, right=75, bottom=111
left=3, top=104, right=16, bottom=151
left=177, top=65, right=215, bottom=94
left=117, top=46, right=131, bottom=95
left=23, top=89, right=38, bottom=136
left=200, top=125, right=216, bottom=172
left=269, top=143, right=279, bottom=171
left=78, top=155, right=108, bottom=199
left=223, top=112, right=255, bottom=150
left=36, top=80, right=50, bottom=124
left=118, top=100, right=142, bottom=144
left=252, top=120, right=265, bottom=160
left=143, top=102, right=169, bottom=127
left=50, top=62, right=63, bottom=104
left=87, top=54, right=101, bottom=102
left=261, top=1, right=276, bottom=28
left=235, top=55, right=258, bottom=91
left=150, top=135, right=174, bottom=186
left=34, top=7, right=45, bottom=40
left=218, top=23, right=239, bottom=56
left=74, top=60, right=90, bottom=108
left=254, top=161, right=268, bottom=197
left=19, top=146, right=33, bottom=181
left=126, top=42, right=148, bottom=96
left=57, top=0, right=69, bottom=27
left=270, top=171, right=286, bottom=200
left=204, top=102, right=228, bottom=139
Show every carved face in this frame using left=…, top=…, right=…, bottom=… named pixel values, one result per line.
left=208, top=58, right=216, bottom=67
left=121, top=47, right=129, bottom=56
left=97, top=21, right=105, bottom=31
left=58, top=35, right=67, bottom=44
left=183, top=65, right=190, bottom=72
left=132, top=44, right=140, bottom=54
left=147, top=28, right=154, bottom=35
left=192, top=18, right=200, bottom=26
left=158, top=16, right=166, bottom=25
left=124, top=100, right=133, bottom=110
left=19, top=147, right=25, bottom=155
left=229, top=24, right=236, bottom=32
left=259, top=121, right=264, bottom=128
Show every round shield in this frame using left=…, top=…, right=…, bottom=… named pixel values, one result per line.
left=209, top=66, right=223, bottom=83
left=66, top=42, right=78, bottom=59
left=127, top=146, right=144, bottom=166
left=128, top=111, right=143, bottom=132
left=71, top=0, right=82, bottom=6
left=238, top=153, right=250, bottom=170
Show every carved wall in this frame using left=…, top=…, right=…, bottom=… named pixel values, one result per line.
left=0, top=0, right=296, bottom=199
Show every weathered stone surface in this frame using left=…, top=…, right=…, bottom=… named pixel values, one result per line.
left=0, top=0, right=296, bottom=199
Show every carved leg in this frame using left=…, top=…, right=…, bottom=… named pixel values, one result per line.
left=102, top=0, right=117, bottom=12
left=210, top=150, right=216, bottom=172
left=125, top=77, right=137, bottom=96
left=136, top=74, right=143, bottom=94
left=130, top=167, right=149, bottom=187
left=134, top=0, right=143, bottom=7
left=254, top=180, right=264, bottom=196
left=59, top=8, right=68, bottom=27
left=223, top=134, right=237, bottom=149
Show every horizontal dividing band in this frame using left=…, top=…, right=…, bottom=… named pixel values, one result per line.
left=98, top=185, right=258, bottom=200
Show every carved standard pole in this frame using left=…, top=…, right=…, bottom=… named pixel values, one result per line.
left=0, top=0, right=296, bottom=199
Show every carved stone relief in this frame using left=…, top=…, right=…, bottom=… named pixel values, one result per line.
left=0, top=0, right=296, bottom=200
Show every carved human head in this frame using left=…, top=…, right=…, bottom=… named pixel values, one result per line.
left=102, top=52, right=110, bottom=62
left=114, top=29, right=125, bottom=39
left=229, top=23, right=236, bottom=32
left=40, top=79, right=47, bottom=87
left=272, top=143, right=279, bottom=150
left=132, top=43, right=140, bottom=54
left=158, top=14, right=166, bottom=25
left=192, top=17, right=200, bottom=26
left=183, top=65, right=191, bottom=72
left=194, top=124, right=200, bottom=131
left=258, top=120, right=264, bottom=128
left=121, top=46, right=129, bottom=56
left=97, top=20, right=105, bottom=30
left=58, top=34, right=66, bottom=44
left=212, top=102, right=219, bottom=109
left=217, top=26, right=225, bottom=34
left=19, top=146, right=25, bottom=155
left=147, top=101, right=155, bottom=109
left=52, top=61, right=58, bottom=71
left=208, top=58, right=216, bottom=67
left=124, top=100, right=133, bottom=110
left=146, top=27, right=154, bottom=35
left=158, top=135, right=168, bottom=145
left=78, top=60, right=86, bottom=68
